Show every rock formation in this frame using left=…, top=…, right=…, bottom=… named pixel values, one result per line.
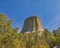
left=21, top=16, right=44, bottom=33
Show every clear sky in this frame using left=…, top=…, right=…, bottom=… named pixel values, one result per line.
left=0, top=0, right=60, bottom=32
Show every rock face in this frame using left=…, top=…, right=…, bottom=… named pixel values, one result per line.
left=53, top=46, right=60, bottom=48
left=21, top=16, right=44, bottom=33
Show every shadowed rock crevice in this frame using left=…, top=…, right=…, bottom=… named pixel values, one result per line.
left=21, top=16, right=44, bottom=33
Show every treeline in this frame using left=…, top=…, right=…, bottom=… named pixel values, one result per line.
left=0, top=14, right=60, bottom=48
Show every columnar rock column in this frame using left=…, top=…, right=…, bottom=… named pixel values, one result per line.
left=21, top=16, right=44, bottom=33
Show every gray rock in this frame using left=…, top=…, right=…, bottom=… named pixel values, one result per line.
left=53, top=46, right=60, bottom=48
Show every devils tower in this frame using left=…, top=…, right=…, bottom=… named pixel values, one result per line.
left=21, top=16, right=44, bottom=33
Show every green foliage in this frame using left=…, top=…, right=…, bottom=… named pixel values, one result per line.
left=0, top=14, right=20, bottom=48
left=0, top=14, right=60, bottom=48
left=18, top=31, right=51, bottom=48
left=53, top=28, right=60, bottom=47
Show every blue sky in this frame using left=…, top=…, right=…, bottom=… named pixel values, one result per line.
left=0, top=0, right=60, bottom=32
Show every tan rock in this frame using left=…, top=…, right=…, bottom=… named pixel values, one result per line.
left=21, top=16, right=44, bottom=33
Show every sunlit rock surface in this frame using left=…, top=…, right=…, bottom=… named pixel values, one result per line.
left=21, top=16, right=44, bottom=33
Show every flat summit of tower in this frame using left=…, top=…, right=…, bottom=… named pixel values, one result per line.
left=21, top=16, right=44, bottom=33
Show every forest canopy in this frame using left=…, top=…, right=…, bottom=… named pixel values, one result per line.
left=0, top=14, right=60, bottom=48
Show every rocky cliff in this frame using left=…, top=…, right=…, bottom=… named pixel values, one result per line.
left=21, top=16, right=44, bottom=33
